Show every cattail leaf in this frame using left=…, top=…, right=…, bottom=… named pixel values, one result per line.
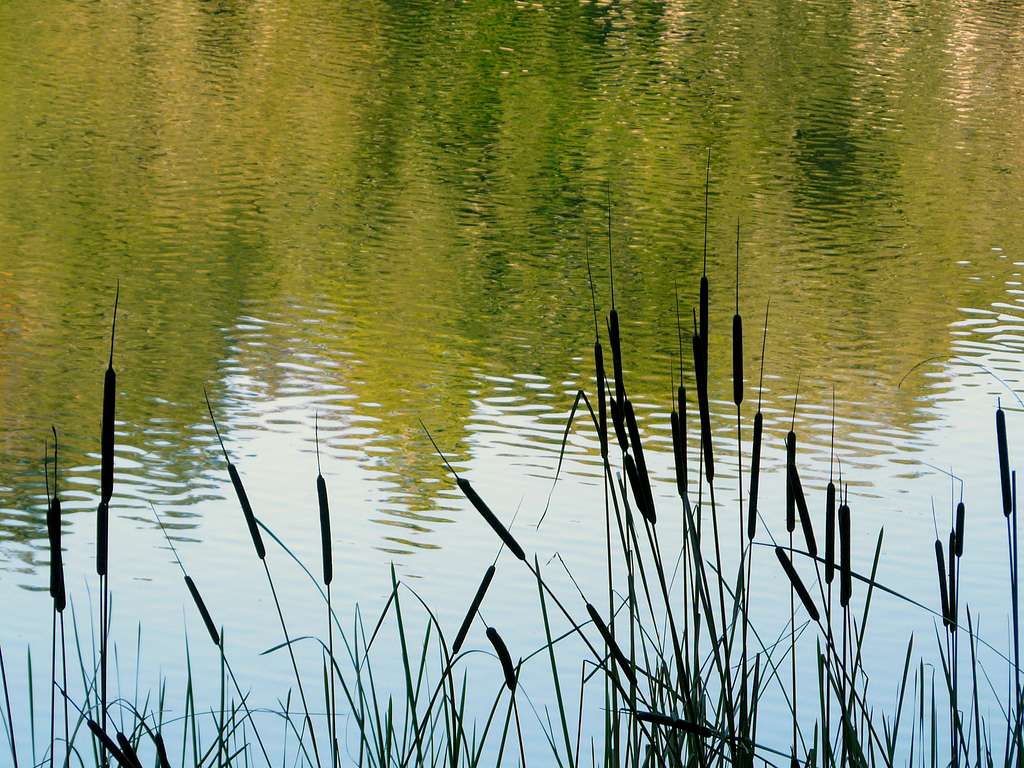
left=775, top=547, right=819, bottom=622
left=485, top=627, right=518, bottom=692
left=634, top=710, right=718, bottom=740
left=452, top=565, right=496, bottom=656
left=457, top=479, right=525, bottom=561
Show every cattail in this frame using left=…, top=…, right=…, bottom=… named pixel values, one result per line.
left=624, top=399, right=655, bottom=521
left=457, top=479, right=526, bottom=561
left=623, top=454, right=655, bottom=525
left=786, top=432, right=796, bottom=533
left=595, top=341, right=608, bottom=458
left=606, top=190, right=625, bottom=409
left=87, top=720, right=130, bottom=767
left=998, top=406, right=1011, bottom=517
left=586, top=246, right=609, bottom=460
left=153, top=732, right=172, bottom=768
left=955, top=501, right=966, bottom=558
left=98, top=286, right=118, bottom=577
left=116, top=732, right=143, bottom=768
left=229, top=464, right=266, bottom=560
left=485, top=627, right=518, bottom=692
left=790, top=459, right=817, bottom=557
left=670, top=409, right=685, bottom=501
left=609, top=393, right=629, bottom=454
left=700, top=151, right=711, bottom=368
left=634, top=710, right=715, bottom=739
left=839, top=499, right=852, bottom=608
left=315, top=416, right=333, bottom=586
left=748, top=300, right=770, bottom=540
left=692, top=310, right=714, bottom=482
left=452, top=565, right=496, bottom=655
left=775, top=547, right=819, bottom=622
left=732, top=220, right=743, bottom=407
left=948, top=530, right=957, bottom=630
left=747, top=412, right=763, bottom=540
left=184, top=575, right=220, bottom=647
left=733, top=313, right=743, bottom=407
left=678, top=384, right=688, bottom=486
left=825, top=481, right=836, bottom=584
left=700, top=275, right=709, bottom=366
left=586, top=603, right=636, bottom=685
left=47, top=432, right=65, bottom=613
left=205, top=390, right=267, bottom=560
left=935, top=539, right=951, bottom=628
left=317, top=472, right=331, bottom=585
left=153, top=732, right=171, bottom=768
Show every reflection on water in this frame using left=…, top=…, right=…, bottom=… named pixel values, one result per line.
left=2, top=0, right=1024, bottom=758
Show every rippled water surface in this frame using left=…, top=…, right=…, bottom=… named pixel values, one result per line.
left=2, top=0, right=1024, bottom=759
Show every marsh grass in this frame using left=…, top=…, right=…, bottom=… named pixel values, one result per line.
left=6, top=223, right=1024, bottom=768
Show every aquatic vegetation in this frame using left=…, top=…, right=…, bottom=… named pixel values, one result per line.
left=5, top=224, right=1024, bottom=768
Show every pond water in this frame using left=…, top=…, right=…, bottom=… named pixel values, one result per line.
left=2, top=0, right=1024, bottom=762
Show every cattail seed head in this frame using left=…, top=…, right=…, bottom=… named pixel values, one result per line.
left=825, top=481, right=836, bottom=585
left=229, top=464, right=266, bottom=560
left=935, top=539, right=951, bottom=628
left=457, top=478, right=525, bottom=561
left=485, top=627, right=518, bottom=692
left=732, top=313, right=743, bottom=407
left=317, top=474, right=332, bottom=586
left=955, top=501, right=965, bottom=558
left=452, top=565, right=496, bottom=656
left=775, top=547, right=819, bottom=622
left=184, top=575, right=220, bottom=647
left=747, top=410, right=763, bottom=540
left=586, top=603, right=636, bottom=685
left=839, top=501, right=852, bottom=608
left=595, top=341, right=608, bottom=458
left=790, top=460, right=817, bottom=557
left=998, top=407, right=1012, bottom=518
left=786, top=432, right=796, bottom=533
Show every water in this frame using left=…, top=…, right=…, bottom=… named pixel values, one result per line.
left=2, top=0, right=1024, bottom=761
